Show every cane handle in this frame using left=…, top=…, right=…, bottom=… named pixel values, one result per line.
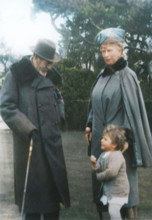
left=29, top=139, right=34, bottom=155
left=30, top=139, right=34, bottom=147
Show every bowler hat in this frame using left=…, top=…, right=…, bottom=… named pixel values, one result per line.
left=31, top=39, right=60, bottom=63
left=94, top=27, right=125, bottom=45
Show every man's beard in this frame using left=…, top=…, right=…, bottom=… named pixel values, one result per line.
left=37, top=66, right=47, bottom=77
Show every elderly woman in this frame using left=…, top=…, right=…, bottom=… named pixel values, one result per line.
left=85, top=28, right=152, bottom=219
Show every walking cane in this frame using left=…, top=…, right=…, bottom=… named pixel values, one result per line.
left=21, top=139, right=34, bottom=218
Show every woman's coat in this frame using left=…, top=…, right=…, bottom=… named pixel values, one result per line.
left=0, top=57, right=70, bottom=213
left=87, top=66, right=152, bottom=168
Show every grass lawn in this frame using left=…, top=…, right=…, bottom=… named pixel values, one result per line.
left=0, top=130, right=151, bottom=219
left=60, top=131, right=152, bottom=220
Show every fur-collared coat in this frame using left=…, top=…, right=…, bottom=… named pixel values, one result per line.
left=0, top=56, right=70, bottom=213
left=86, top=58, right=152, bottom=207
left=87, top=59, right=152, bottom=168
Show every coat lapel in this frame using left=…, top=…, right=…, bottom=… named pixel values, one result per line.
left=32, top=76, right=53, bottom=89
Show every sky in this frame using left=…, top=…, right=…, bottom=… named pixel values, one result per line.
left=0, top=0, right=61, bottom=56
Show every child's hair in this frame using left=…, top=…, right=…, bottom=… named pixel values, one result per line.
left=103, top=125, right=128, bottom=151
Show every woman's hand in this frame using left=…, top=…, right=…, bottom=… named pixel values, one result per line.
left=122, top=142, right=128, bottom=153
left=85, top=127, right=92, bottom=145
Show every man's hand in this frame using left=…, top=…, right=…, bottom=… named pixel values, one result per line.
left=30, top=129, right=38, bottom=143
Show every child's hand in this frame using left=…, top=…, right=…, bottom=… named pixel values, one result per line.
left=90, top=155, right=97, bottom=169
left=90, top=155, right=96, bottom=163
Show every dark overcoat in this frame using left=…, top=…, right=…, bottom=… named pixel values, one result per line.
left=0, top=56, right=70, bottom=213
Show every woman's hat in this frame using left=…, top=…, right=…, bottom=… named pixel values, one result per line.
left=94, top=27, right=125, bottom=45
left=31, top=39, right=60, bottom=63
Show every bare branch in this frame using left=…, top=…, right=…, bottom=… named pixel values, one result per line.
left=50, top=15, right=62, bottom=34
left=125, top=46, right=152, bottom=56
left=89, top=17, right=101, bottom=30
left=65, top=16, right=96, bottom=46
left=79, top=34, right=96, bottom=46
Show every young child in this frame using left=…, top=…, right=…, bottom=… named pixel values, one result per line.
left=91, top=125, right=129, bottom=220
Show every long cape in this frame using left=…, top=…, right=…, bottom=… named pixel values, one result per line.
left=87, top=66, right=152, bottom=167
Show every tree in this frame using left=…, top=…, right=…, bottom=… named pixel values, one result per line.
left=56, top=59, right=96, bottom=130
left=32, top=0, right=152, bottom=75
left=32, top=0, right=152, bottom=130
left=0, top=42, right=16, bottom=77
